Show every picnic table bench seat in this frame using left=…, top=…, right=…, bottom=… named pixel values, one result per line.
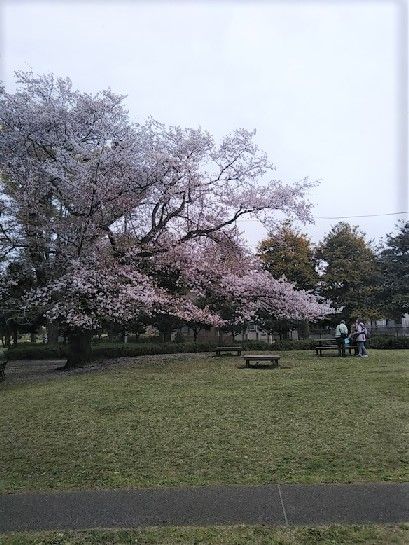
left=315, top=345, right=340, bottom=356
left=243, top=354, right=280, bottom=368
left=215, top=346, right=242, bottom=356
left=315, top=344, right=357, bottom=356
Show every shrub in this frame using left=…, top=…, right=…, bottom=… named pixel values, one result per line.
left=240, top=337, right=409, bottom=350
left=368, top=335, right=409, bottom=349
left=6, top=343, right=68, bottom=360
left=7, top=335, right=408, bottom=361
left=173, top=332, right=185, bottom=344
left=239, top=339, right=316, bottom=351
left=238, top=340, right=271, bottom=350
left=6, top=341, right=219, bottom=361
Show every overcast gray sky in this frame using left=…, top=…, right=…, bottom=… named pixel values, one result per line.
left=1, top=0, right=407, bottom=248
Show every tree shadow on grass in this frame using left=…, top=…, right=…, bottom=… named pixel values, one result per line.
left=212, top=354, right=242, bottom=358
left=236, top=364, right=292, bottom=370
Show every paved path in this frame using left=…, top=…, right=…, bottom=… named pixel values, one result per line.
left=1, top=483, right=408, bottom=532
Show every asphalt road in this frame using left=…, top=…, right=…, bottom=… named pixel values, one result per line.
left=1, top=482, right=408, bottom=532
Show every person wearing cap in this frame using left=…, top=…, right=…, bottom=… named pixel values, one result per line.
left=335, top=319, right=348, bottom=356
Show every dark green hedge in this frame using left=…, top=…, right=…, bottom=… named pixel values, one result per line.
left=6, top=341, right=219, bottom=361
left=232, top=337, right=409, bottom=351
left=6, top=344, right=68, bottom=360
left=91, top=342, right=219, bottom=359
left=367, top=335, right=409, bottom=349
left=264, top=337, right=409, bottom=350
left=6, top=336, right=409, bottom=360
left=239, top=339, right=317, bottom=351
left=5, top=339, right=318, bottom=360
left=4, top=338, right=320, bottom=360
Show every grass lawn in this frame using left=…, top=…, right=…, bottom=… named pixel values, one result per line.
left=1, top=524, right=409, bottom=545
left=0, top=350, right=408, bottom=493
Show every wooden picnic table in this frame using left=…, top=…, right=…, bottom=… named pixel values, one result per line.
left=315, top=338, right=357, bottom=356
left=316, top=338, right=337, bottom=345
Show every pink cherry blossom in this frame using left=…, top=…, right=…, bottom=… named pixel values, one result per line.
left=0, top=72, right=331, bottom=333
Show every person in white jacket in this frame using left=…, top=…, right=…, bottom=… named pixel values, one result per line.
left=335, top=320, right=348, bottom=356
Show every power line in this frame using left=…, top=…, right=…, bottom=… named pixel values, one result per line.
left=237, top=211, right=407, bottom=222
left=317, top=211, right=407, bottom=220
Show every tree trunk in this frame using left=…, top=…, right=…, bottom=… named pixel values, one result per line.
left=298, top=320, right=310, bottom=339
left=12, top=327, right=18, bottom=345
left=160, top=329, right=172, bottom=343
left=107, top=326, right=121, bottom=342
left=47, top=321, right=59, bottom=344
left=65, top=331, right=92, bottom=369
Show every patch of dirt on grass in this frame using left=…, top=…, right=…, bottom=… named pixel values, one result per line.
left=2, top=353, right=210, bottom=385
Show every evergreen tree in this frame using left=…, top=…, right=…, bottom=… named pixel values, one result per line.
left=257, top=223, right=319, bottom=338
left=258, top=222, right=318, bottom=290
left=378, top=221, right=409, bottom=321
left=316, top=222, right=381, bottom=323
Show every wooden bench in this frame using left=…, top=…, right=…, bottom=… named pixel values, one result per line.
left=215, top=346, right=242, bottom=357
left=243, top=354, right=280, bottom=368
left=315, top=345, right=356, bottom=356
left=315, top=345, right=341, bottom=356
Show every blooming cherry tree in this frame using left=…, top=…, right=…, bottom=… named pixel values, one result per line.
left=0, top=72, right=330, bottom=366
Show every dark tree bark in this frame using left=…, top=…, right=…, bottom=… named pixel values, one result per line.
left=159, top=329, right=172, bottom=343
left=65, top=331, right=92, bottom=369
left=107, top=325, right=122, bottom=342
left=46, top=321, right=59, bottom=344
left=279, top=331, right=290, bottom=340
left=298, top=320, right=310, bottom=339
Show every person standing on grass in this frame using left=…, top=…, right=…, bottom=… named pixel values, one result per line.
left=355, top=319, right=368, bottom=357
left=335, top=319, right=349, bottom=356
left=349, top=323, right=359, bottom=355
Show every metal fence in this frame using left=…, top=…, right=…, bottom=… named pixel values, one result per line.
left=309, top=326, right=409, bottom=338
